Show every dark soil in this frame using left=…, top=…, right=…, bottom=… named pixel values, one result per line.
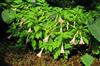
left=0, top=44, right=100, bottom=66
left=4, top=51, right=81, bottom=66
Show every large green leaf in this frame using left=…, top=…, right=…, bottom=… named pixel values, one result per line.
left=81, top=54, right=94, bottom=66
left=87, top=17, right=100, bottom=42
left=1, top=9, right=16, bottom=24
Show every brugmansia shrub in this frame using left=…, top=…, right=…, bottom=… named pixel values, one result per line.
left=1, top=0, right=100, bottom=65
left=1, top=0, right=91, bottom=59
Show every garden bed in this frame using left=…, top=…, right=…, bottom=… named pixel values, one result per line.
left=0, top=42, right=100, bottom=66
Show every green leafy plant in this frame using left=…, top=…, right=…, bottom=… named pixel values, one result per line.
left=1, top=0, right=100, bottom=61
left=81, top=54, right=94, bottom=66
left=2, top=0, right=89, bottom=59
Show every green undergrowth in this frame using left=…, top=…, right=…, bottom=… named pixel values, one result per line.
left=1, top=0, right=100, bottom=66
